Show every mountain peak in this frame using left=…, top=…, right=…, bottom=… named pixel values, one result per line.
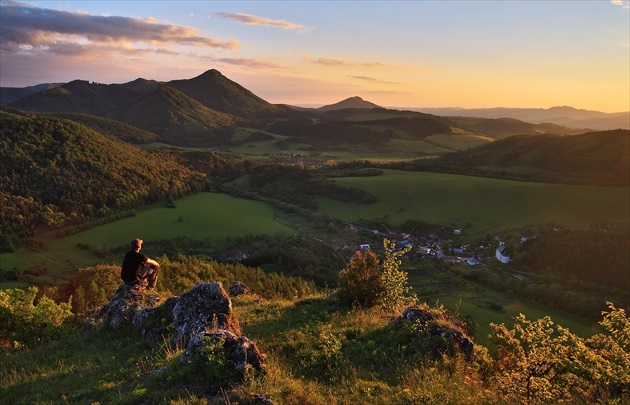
left=318, top=96, right=381, bottom=112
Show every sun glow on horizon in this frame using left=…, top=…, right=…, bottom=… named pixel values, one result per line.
left=0, top=1, right=628, bottom=112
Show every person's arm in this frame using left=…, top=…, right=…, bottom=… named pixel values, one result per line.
left=146, top=258, right=159, bottom=267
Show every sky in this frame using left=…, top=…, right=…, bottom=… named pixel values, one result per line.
left=0, top=0, right=629, bottom=112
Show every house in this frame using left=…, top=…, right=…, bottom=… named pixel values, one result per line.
left=466, top=257, right=480, bottom=266
left=417, top=246, right=431, bottom=255
left=495, top=242, right=511, bottom=264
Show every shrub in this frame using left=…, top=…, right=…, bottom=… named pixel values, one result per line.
left=337, top=249, right=384, bottom=308
left=0, top=286, right=74, bottom=347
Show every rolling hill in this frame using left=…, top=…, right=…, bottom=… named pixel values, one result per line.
left=6, top=69, right=592, bottom=151
left=412, top=106, right=630, bottom=130
left=419, top=129, right=630, bottom=185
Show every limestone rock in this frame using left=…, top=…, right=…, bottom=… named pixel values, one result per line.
left=100, top=284, right=160, bottom=330
left=131, top=296, right=179, bottom=341
left=228, top=281, right=249, bottom=297
left=172, top=282, right=240, bottom=345
left=394, top=306, right=435, bottom=327
left=178, top=329, right=266, bottom=374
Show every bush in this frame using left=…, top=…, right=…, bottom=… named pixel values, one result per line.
left=0, top=286, right=75, bottom=347
left=337, top=250, right=384, bottom=308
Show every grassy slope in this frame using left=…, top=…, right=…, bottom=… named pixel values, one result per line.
left=316, top=169, right=630, bottom=239
left=0, top=193, right=294, bottom=284
left=0, top=294, right=491, bottom=405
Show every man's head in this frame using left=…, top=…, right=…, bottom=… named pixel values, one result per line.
left=130, top=238, right=143, bottom=251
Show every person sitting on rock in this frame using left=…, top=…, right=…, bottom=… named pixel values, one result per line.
left=121, top=238, right=159, bottom=289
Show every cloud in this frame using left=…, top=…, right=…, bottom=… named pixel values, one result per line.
left=299, top=52, right=382, bottom=67
left=213, top=12, right=307, bottom=31
left=191, top=54, right=283, bottom=69
left=0, top=1, right=239, bottom=55
left=610, top=0, right=630, bottom=9
left=348, top=75, right=398, bottom=85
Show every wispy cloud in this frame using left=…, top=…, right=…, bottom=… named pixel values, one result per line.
left=348, top=75, right=398, bottom=85
left=0, top=1, right=239, bottom=55
left=300, top=53, right=382, bottom=67
left=610, top=0, right=630, bottom=9
left=213, top=12, right=307, bottom=31
left=191, top=54, right=283, bottom=69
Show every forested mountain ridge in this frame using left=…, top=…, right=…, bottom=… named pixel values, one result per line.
left=6, top=69, right=590, bottom=149
left=0, top=110, right=243, bottom=248
left=416, top=129, right=630, bottom=185
left=105, top=86, right=237, bottom=146
left=6, top=70, right=273, bottom=146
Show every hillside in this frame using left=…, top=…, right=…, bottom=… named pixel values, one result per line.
left=9, top=79, right=151, bottom=115
left=0, top=110, right=239, bottom=247
left=417, top=130, right=630, bottom=185
left=47, top=112, right=159, bottom=144
left=106, top=86, right=236, bottom=146
left=0, top=83, right=64, bottom=105
left=1, top=254, right=629, bottom=404
left=167, top=69, right=281, bottom=116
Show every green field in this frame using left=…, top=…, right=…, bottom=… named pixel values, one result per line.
left=424, top=133, right=494, bottom=150
left=0, top=193, right=295, bottom=282
left=317, top=169, right=630, bottom=238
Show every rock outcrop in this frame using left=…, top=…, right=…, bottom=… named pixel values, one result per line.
left=394, top=305, right=475, bottom=362
left=97, top=283, right=161, bottom=331
left=228, top=281, right=249, bottom=297
left=95, top=281, right=260, bottom=379
left=178, top=329, right=266, bottom=374
left=172, top=282, right=240, bottom=345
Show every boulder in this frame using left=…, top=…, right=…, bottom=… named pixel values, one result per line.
left=178, top=329, right=266, bottom=374
left=394, top=306, right=435, bottom=327
left=99, top=283, right=161, bottom=330
left=172, top=282, right=240, bottom=345
left=428, top=326, right=475, bottom=362
left=228, top=281, right=249, bottom=297
left=131, top=296, right=179, bottom=341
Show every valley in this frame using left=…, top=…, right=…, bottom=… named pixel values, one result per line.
left=1, top=68, right=629, bottom=404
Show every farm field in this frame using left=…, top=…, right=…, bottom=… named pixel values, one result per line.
left=316, top=169, right=630, bottom=239
left=0, top=193, right=295, bottom=286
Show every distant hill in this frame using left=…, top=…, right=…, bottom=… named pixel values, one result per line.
left=410, top=106, right=629, bottom=130
left=420, top=129, right=630, bottom=185
left=167, top=69, right=281, bottom=116
left=105, top=86, right=236, bottom=146
left=318, top=96, right=381, bottom=112
left=439, top=116, right=586, bottom=139
left=6, top=69, right=280, bottom=146
left=5, top=70, right=591, bottom=149
left=0, top=83, right=64, bottom=105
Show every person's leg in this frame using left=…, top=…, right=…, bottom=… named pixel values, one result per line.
left=143, top=265, right=158, bottom=289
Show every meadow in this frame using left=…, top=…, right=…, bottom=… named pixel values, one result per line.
left=0, top=193, right=295, bottom=285
left=316, top=169, right=630, bottom=239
